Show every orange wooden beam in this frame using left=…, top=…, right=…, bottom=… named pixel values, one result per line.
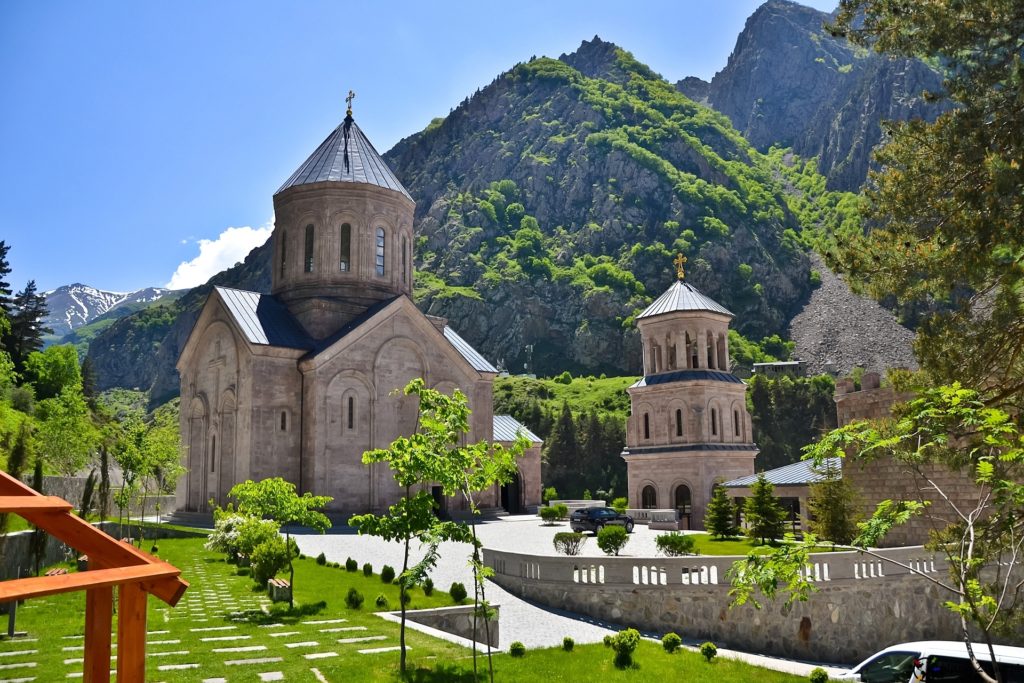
left=0, top=562, right=181, bottom=602
left=116, top=583, right=147, bottom=683
left=84, top=585, right=113, bottom=683
left=0, top=495, right=73, bottom=512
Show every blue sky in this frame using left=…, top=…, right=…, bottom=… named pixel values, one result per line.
left=1, top=1, right=836, bottom=294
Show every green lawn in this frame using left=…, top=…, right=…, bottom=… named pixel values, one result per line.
left=687, top=533, right=839, bottom=556
left=0, top=535, right=809, bottom=681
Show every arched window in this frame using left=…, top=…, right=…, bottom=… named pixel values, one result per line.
left=641, top=485, right=657, bottom=509
left=711, top=408, right=718, bottom=437
left=643, top=413, right=650, bottom=440
left=304, top=224, right=315, bottom=273
left=401, top=235, right=408, bottom=285
left=674, top=484, right=691, bottom=514
left=339, top=223, right=351, bottom=272
left=279, top=231, right=287, bottom=278
left=734, top=410, right=741, bottom=437
left=280, top=411, right=287, bottom=431
left=675, top=408, right=683, bottom=437
left=347, top=396, right=354, bottom=430
left=375, top=227, right=386, bottom=276
left=210, top=435, right=216, bottom=473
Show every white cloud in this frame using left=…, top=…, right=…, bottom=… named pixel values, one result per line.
left=166, top=224, right=272, bottom=289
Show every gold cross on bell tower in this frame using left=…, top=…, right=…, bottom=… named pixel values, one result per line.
left=674, top=253, right=687, bottom=281
left=346, top=90, right=356, bottom=116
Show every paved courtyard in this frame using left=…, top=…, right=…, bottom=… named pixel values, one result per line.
left=293, top=514, right=848, bottom=678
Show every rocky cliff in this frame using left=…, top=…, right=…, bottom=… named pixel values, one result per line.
left=691, top=0, right=947, bottom=190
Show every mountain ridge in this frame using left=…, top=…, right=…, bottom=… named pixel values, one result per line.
left=43, top=283, right=179, bottom=339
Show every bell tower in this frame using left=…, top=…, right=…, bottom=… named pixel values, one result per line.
left=271, top=92, right=416, bottom=339
left=622, top=254, right=757, bottom=529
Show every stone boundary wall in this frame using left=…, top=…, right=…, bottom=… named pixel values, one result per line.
left=18, top=475, right=178, bottom=519
left=404, top=604, right=500, bottom=648
left=484, top=547, right=961, bottom=664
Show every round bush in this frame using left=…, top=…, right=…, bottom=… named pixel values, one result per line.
left=345, top=557, right=358, bottom=572
left=611, top=497, right=628, bottom=513
left=552, top=503, right=569, bottom=520
left=553, top=532, right=587, bottom=556
left=315, top=552, right=326, bottom=565
left=362, top=562, right=373, bottom=577
left=662, top=632, right=682, bottom=653
left=509, top=641, right=526, bottom=658
left=809, top=667, right=829, bottom=683
left=449, top=581, right=468, bottom=603
left=345, top=587, right=364, bottom=609
left=603, top=634, right=613, bottom=648
left=610, top=628, right=641, bottom=668
left=656, top=532, right=696, bottom=557
left=375, top=594, right=389, bottom=608
left=250, top=536, right=289, bottom=587
left=562, top=636, right=575, bottom=652
left=597, top=525, right=630, bottom=556
left=700, top=641, right=718, bottom=662
left=539, top=506, right=560, bottom=525
left=423, top=577, right=434, bottom=596
left=381, top=565, right=396, bottom=583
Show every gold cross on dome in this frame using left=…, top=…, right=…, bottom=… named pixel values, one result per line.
left=674, top=253, right=687, bottom=281
left=346, top=90, right=356, bottom=116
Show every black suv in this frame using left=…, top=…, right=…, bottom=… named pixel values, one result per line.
left=569, top=507, right=635, bottom=534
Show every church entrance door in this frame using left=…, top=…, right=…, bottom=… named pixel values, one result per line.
left=500, top=471, right=522, bottom=515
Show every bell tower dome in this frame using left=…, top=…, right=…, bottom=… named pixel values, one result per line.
left=271, top=93, right=415, bottom=339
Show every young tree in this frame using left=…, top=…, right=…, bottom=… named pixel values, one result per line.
left=704, top=484, right=737, bottom=539
left=729, top=384, right=1024, bottom=683
left=743, top=473, right=785, bottom=545
left=229, top=477, right=331, bottom=610
left=34, top=386, right=99, bottom=476
left=24, top=345, right=82, bottom=401
left=807, top=459, right=859, bottom=547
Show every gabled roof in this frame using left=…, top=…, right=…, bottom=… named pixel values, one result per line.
left=637, top=280, right=733, bottom=319
left=276, top=115, right=412, bottom=200
left=630, top=369, right=744, bottom=388
left=493, top=414, right=542, bottom=444
left=216, top=287, right=313, bottom=350
left=722, top=457, right=842, bottom=488
left=443, top=326, right=497, bottom=373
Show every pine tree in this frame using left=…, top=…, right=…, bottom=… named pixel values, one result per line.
left=542, top=401, right=578, bottom=497
left=704, top=484, right=737, bottom=539
left=744, top=473, right=785, bottom=545
left=4, top=280, right=51, bottom=373
left=0, top=241, right=13, bottom=343
left=807, top=460, right=859, bottom=546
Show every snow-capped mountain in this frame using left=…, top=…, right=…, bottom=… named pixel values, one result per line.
left=43, top=283, right=175, bottom=337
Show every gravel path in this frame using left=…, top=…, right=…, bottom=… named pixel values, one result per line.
left=293, top=515, right=848, bottom=677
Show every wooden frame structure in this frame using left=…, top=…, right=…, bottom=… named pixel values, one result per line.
left=0, top=470, right=188, bottom=682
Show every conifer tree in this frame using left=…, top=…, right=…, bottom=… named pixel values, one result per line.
left=744, top=473, right=785, bottom=545
left=4, top=280, right=50, bottom=373
left=0, top=241, right=13, bottom=342
left=543, top=401, right=578, bottom=496
left=807, top=460, right=859, bottom=547
left=705, top=484, right=737, bottom=539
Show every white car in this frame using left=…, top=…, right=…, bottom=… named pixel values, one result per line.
left=836, top=640, right=1024, bottom=682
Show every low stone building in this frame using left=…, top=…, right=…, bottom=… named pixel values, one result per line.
left=176, top=103, right=541, bottom=516
left=621, top=266, right=757, bottom=529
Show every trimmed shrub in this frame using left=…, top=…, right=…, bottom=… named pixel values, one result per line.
left=610, top=628, right=641, bottom=668
left=509, top=641, right=526, bottom=657
left=662, top=632, right=682, bottom=653
left=449, top=581, right=468, bottom=603
left=315, top=552, right=326, bottom=565
left=423, top=577, right=434, bottom=596
left=543, top=486, right=558, bottom=504
left=362, top=562, right=373, bottom=577
left=539, top=506, right=560, bottom=525
left=251, top=536, right=289, bottom=587
left=603, top=634, right=613, bottom=647
left=611, top=497, right=628, bottom=513
left=597, top=525, right=629, bottom=556
left=700, top=641, right=718, bottom=662
left=656, top=532, right=696, bottom=557
left=345, top=587, right=364, bottom=609
left=375, top=594, right=389, bottom=608
left=809, top=667, right=829, bottom=683
left=380, top=565, right=395, bottom=583
left=552, top=503, right=569, bottom=520
left=553, top=532, right=587, bottom=556
left=345, top=557, right=358, bottom=572
left=562, top=636, right=575, bottom=652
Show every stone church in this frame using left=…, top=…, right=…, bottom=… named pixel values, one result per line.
left=622, top=262, right=757, bottom=529
left=176, top=103, right=541, bottom=516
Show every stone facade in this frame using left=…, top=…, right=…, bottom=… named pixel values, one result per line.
left=834, top=373, right=979, bottom=547
left=623, top=280, right=757, bottom=528
left=177, top=110, right=541, bottom=516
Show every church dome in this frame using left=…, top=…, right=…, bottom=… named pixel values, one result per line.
left=637, top=280, right=733, bottom=320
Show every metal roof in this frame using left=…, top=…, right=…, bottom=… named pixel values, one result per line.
left=722, top=457, right=842, bottom=488
left=493, top=415, right=542, bottom=444
left=630, top=369, right=744, bottom=388
left=276, top=115, right=412, bottom=200
left=637, top=281, right=733, bottom=319
left=443, top=326, right=497, bottom=373
left=216, top=287, right=313, bottom=349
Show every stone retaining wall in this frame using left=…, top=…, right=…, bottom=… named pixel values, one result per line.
left=405, top=604, right=500, bottom=648
left=484, top=547, right=962, bottom=664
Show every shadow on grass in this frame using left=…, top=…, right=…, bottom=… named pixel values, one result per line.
left=402, top=663, right=482, bottom=682
left=228, top=600, right=327, bottom=625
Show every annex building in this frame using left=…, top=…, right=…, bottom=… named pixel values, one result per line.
left=176, top=103, right=541, bottom=516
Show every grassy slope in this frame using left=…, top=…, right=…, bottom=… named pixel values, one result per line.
left=494, top=374, right=635, bottom=422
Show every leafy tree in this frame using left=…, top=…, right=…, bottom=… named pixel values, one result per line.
left=704, top=484, right=737, bottom=540
left=3, top=280, right=50, bottom=374
left=24, top=345, right=82, bottom=401
left=729, top=384, right=1024, bottom=683
left=806, top=459, right=859, bottom=547
left=743, top=473, right=785, bottom=545
left=229, top=477, right=331, bottom=609
left=826, top=0, right=1024, bottom=408
left=34, top=386, right=99, bottom=476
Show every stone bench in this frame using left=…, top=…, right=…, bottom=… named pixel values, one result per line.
left=268, top=578, right=291, bottom=603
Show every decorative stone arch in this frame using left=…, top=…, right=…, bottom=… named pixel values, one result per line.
left=431, top=380, right=459, bottom=396
left=326, top=369, right=374, bottom=436
left=667, top=398, right=687, bottom=441
left=328, top=209, right=361, bottom=274
left=670, top=479, right=693, bottom=518
left=639, top=481, right=659, bottom=509
left=706, top=398, right=724, bottom=441
left=374, top=336, right=428, bottom=439
left=186, top=394, right=209, bottom=511
left=728, top=398, right=746, bottom=441
left=367, top=211, right=398, bottom=281
left=212, top=388, right=237, bottom=508
left=635, top=401, right=655, bottom=442
left=288, top=209, right=321, bottom=278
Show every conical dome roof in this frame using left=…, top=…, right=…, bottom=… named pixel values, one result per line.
left=276, top=115, right=412, bottom=200
left=637, top=280, right=733, bottom=319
